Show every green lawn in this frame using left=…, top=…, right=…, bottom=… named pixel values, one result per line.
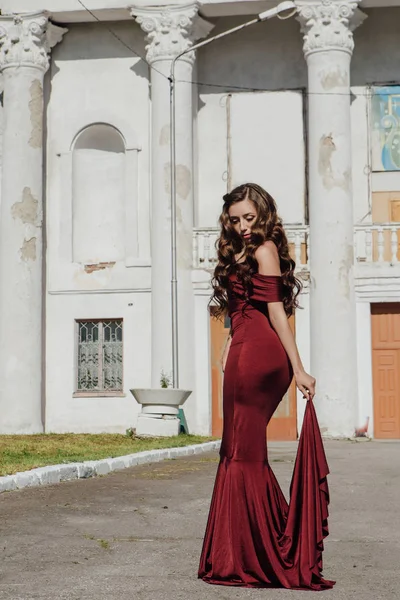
left=0, top=433, right=217, bottom=477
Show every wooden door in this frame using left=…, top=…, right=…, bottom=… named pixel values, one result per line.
left=391, top=200, right=400, bottom=222
left=371, top=303, right=400, bottom=439
left=210, top=310, right=297, bottom=440
left=210, top=309, right=230, bottom=437
left=371, top=192, right=400, bottom=261
left=267, top=314, right=297, bottom=441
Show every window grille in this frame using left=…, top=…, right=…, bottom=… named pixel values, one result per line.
left=77, top=320, right=123, bottom=392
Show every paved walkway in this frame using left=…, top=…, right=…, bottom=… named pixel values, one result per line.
left=1, top=440, right=399, bottom=600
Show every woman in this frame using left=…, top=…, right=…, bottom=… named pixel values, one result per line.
left=198, top=183, right=335, bottom=590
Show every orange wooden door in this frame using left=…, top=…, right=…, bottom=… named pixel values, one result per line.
left=210, top=311, right=297, bottom=440
left=371, top=192, right=400, bottom=261
left=371, top=303, right=400, bottom=439
left=267, top=314, right=297, bottom=441
left=210, top=308, right=230, bottom=437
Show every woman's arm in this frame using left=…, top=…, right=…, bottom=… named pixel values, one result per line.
left=221, top=331, right=232, bottom=372
left=255, top=242, right=316, bottom=400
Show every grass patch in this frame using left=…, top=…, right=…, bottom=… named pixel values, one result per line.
left=0, top=433, right=217, bottom=477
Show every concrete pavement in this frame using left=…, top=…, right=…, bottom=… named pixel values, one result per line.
left=1, top=440, right=399, bottom=600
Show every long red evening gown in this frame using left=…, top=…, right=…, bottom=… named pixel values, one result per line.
left=198, top=272, right=335, bottom=590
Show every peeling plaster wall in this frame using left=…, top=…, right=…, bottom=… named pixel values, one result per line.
left=0, top=75, right=3, bottom=209
left=11, top=186, right=39, bottom=224
left=351, top=7, right=400, bottom=223
left=196, top=15, right=307, bottom=228
left=28, top=79, right=43, bottom=149
left=45, top=292, right=151, bottom=434
left=195, top=8, right=400, bottom=437
left=37, top=8, right=400, bottom=435
left=197, top=8, right=400, bottom=229
left=0, top=63, right=47, bottom=433
left=45, top=22, right=151, bottom=433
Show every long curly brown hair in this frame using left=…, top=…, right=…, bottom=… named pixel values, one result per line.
left=210, top=183, right=302, bottom=318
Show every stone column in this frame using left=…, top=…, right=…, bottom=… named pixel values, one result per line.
left=0, top=13, right=67, bottom=433
left=131, top=4, right=213, bottom=392
left=297, top=1, right=366, bottom=437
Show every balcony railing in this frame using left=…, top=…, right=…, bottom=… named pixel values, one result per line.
left=354, top=223, right=400, bottom=265
left=193, top=225, right=309, bottom=271
left=193, top=223, right=400, bottom=270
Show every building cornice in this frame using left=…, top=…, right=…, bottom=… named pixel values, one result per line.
left=0, top=0, right=397, bottom=25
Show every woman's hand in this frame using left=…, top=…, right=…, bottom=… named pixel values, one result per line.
left=294, top=370, right=316, bottom=401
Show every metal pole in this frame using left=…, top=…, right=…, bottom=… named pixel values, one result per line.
left=168, top=2, right=297, bottom=389
left=169, top=62, right=179, bottom=389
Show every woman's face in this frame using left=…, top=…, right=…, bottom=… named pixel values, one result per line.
left=228, top=198, right=257, bottom=241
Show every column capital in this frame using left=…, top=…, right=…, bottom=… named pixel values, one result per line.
left=297, top=0, right=367, bottom=58
left=0, top=12, right=68, bottom=72
left=131, top=2, right=214, bottom=65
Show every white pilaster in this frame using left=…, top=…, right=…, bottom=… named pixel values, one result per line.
left=193, top=286, right=213, bottom=435
left=297, top=1, right=366, bottom=437
left=295, top=286, right=311, bottom=434
left=356, top=301, right=373, bottom=436
left=0, top=13, right=67, bottom=433
left=131, top=4, right=213, bottom=407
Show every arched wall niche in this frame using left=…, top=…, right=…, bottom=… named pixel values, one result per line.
left=72, top=123, right=126, bottom=264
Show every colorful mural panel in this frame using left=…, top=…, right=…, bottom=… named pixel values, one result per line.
left=371, top=86, right=400, bottom=172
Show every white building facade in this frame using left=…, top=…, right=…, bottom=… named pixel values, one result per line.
left=0, top=0, right=399, bottom=439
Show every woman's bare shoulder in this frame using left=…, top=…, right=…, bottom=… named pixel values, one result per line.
left=254, top=241, right=280, bottom=276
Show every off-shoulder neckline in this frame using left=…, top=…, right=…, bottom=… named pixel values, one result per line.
left=253, top=273, right=282, bottom=279
left=229, top=272, right=282, bottom=280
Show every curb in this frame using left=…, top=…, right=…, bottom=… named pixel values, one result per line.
left=0, top=439, right=221, bottom=494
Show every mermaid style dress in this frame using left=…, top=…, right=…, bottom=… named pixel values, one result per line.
left=198, top=272, right=335, bottom=590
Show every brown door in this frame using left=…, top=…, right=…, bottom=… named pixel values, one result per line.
left=210, top=308, right=230, bottom=437
left=371, top=303, right=400, bottom=439
left=267, top=314, right=297, bottom=441
left=371, top=192, right=400, bottom=261
left=210, top=310, right=297, bottom=440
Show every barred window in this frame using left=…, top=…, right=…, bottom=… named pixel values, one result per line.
left=76, top=319, right=123, bottom=392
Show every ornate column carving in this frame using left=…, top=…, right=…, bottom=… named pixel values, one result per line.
left=0, top=12, right=67, bottom=71
left=297, top=0, right=366, bottom=57
left=296, top=1, right=366, bottom=438
left=132, top=3, right=213, bottom=64
left=130, top=4, right=213, bottom=429
left=0, top=12, right=67, bottom=433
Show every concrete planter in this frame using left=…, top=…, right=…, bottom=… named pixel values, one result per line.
left=130, top=388, right=192, bottom=437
